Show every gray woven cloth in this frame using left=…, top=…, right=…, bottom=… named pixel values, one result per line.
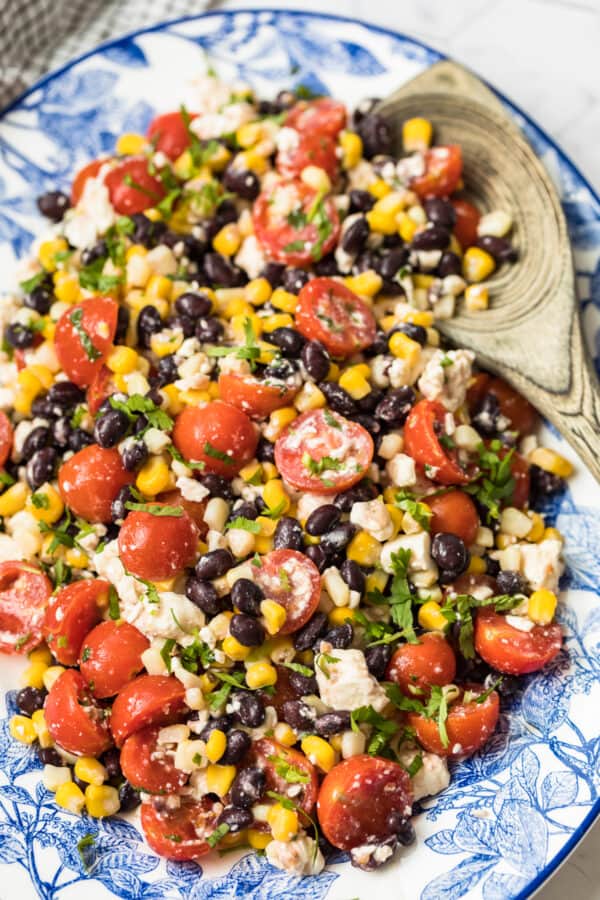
left=0, top=0, right=215, bottom=110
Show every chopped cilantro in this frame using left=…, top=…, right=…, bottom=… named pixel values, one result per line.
left=81, top=646, right=91, bottom=662
left=205, top=316, right=261, bottom=371
left=167, top=444, right=205, bottom=470
left=15, top=632, right=32, bottom=650
left=31, top=492, right=50, bottom=510
left=207, top=823, right=230, bottom=848
left=20, top=271, right=47, bottom=293
left=282, top=239, right=306, bottom=253
left=225, top=516, right=261, bottom=533
left=316, top=651, right=339, bottom=679
left=0, top=471, right=16, bottom=487
left=394, top=490, right=432, bottom=531
left=124, top=501, right=184, bottom=517
left=464, top=440, right=516, bottom=522
left=109, top=394, right=173, bottom=432
left=350, top=705, right=399, bottom=756
left=367, top=549, right=418, bottom=643
left=123, top=173, right=162, bottom=202
left=323, top=409, right=341, bottom=430
left=440, top=355, right=454, bottom=368
left=78, top=256, right=123, bottom=292
left=261, top=499, right=287, bottom=519
left=69, top=308, right=102, bottom=361
left=166, top=834, right=183, bottom=843
left=281, top=660, right=313, bottom=678
left=108, top=586, right=120, bottom=620
left=302, top=453, right=343, bottom=479
left=267, top=754, right=310, bottom=784
left=77, top=833, right=96, bottom=873
left=160, top=638, right=176, bottom=673
left=203, top=441, right=234, bottom=465
left=439, top=592, right=521, bottom=658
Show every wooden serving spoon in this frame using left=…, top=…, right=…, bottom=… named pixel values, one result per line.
left=376, top=60, right=600, bottom=482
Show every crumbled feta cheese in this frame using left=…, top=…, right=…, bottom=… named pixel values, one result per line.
left=386, top=452, right=417, bottom=488
left=381, top=532, right=438, bottom=586
left=315, top=646, right=388, bottom=713
left=409, top=752, right=450, bottom=800
left=518, top=538, right=564, bottom=592
left=350, top=840, right=395, bottom=869
left=176, top=476, right=209, bottom=503
left=347, top=159, right=376, bottom=190
left=143, top=427, right=171, bottom=454
left=418, top=348, right=475, bottom=412
left=235, top=235, right=266, bottom=280
left=64, top=175, right=115, bottom=249
left=350, top=498, right=394, bottom=541
left=192, top=102, right=255, bottom=140
left=275, top=127, right=300, bottom=153
left=265, top=835, right=325, bottom=876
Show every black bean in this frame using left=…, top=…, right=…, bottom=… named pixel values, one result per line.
left=387, top=810, right=416, bottom=844
left=204, top=253, right=246, bottom=288
left=115, top=306, right=130, bottom=344
left=229, top=578, right=262, bottom=617
left=496, top=570, right=528, bottom=595
left=230, top=501, right=259, bottom=523
left=154, top=354, right=178, bottom=388
left=94, top=409, right=129, bottom=448
left=355, top=413, right=380, bottom=436
left=38, top=746, right=64, bottom=766
left=230, top=613, right=265, bottom=647
left=529, top=464, right=565, bottom=503
left=356, top=113, right=392, bottom=159
left=281, top=267, right=310, bottom=295
left=375, top=386, right=416, bottom=427
left=304, top=544, right=329, bottom=572
left=342, top=217, right=369, bottom=256
left=391, top=323, right=427, bottom=346
left=437, top=251, right=462, bottom=278
left=119, top=782, right=141, bottom=812
left=320, top=522, right=356, bottom=554
left=220, top=728, right=251, bottom=765
left=186, top=577, right=222, bottom=616
left=273, top=516, right=303, bottom=552
left=68, top=428, right=93, bottom=452
left=81, top=240, right=107, bottom=267
left=431, top=533, right=470, bottom=574
left=195, top=549, right=234, bottom=580
left=351, top=97, right=379, bottom=128
left=47, top=381, right=84, bottom=411
left=334, top=480, right=378, bottom=513
left=217, top=805, right=254, bottom=833
left=356, top=387, right=385, bottom=414
left=289, top=670, right=318, bottom=696
left=364, top=643, right=392, bottom=680
left=5, top=323, right=34, bottom=349
left=318, top=382, right=357, bottom=417
left=198, top=473, right=233, bottom=501
left=195, top=316, right=224, bottom=343
left=131, top=213, right=161, bottom=247
left=198, top=716, right=235, bottom=741
left=476, top=235, right=518, bottom=263
left=51, top=415, right=71, bottom=449
left=255, top=436, right=275, bottom=464
left=230, top=767, right=266, bottom=808
left=378, top=247, right=410, bottom=281
left=222, top=166, right=260, bottom=201
left=137, top=305, right=163, bottom=347
left=323, top=623, right=353, bottom=649
left=168, top=313, right=195, bottom=339
left=411, top=225, right=450, bottom=251
left=302, top=341, right=330, bottom=382
left=424, top=197, right=456, bottom=230
left=313, top=255, right=340, bottom=277
left=340, top=559, right=365, bottom=594
left=37, top=190, right=70, bottom=221
left=21, top=426, right=50, bottom=462
left=231, top=690, right=265, bottom=729
left=363, top=330, right=389, bottom=358
left=484, top=555, right=501, bottom=578
left=263, top=358, right=297, bottom=380
left=349, top=189, right=375, bottom=213
left=16, top=686, right=47, bottom=716
left=281, top=699, right=316, bottom=731
left=314, top=711, right=351, bottom=736
left=472, top=393, right=500, bottom=436
left=26, top=447, right=57, bottom=490
left=260, top=261, right=286, bottom=288
left=294, top=612, right=328, bottom=651
left=111, top=485, right=134, bottom=522
left=102, top=747, right=123, bottom=781
left=175, top=291, right=212, bottom=319
left=305, top=504, right=341, bottom=537
left=25, top=285, right=52, bottom=314
left=266, top=327, right=306, bottom=358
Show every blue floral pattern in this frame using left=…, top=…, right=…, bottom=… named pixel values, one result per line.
left=0, top=10, right=599, bottom=900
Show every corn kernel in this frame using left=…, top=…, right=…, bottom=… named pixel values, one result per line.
left=338, top=367, right=370, bottom=400
left=340, top=131, right=363, bottom=169
left=107, top=345, right=139, bottom=374
left=273, top=723, right=297, bottom=747
left=205, top=728, right=227, bottom=763
left=529, top=447, right=573, bottom=479
left=54, top=274, right=80, bottom=304
left=146, top=274, right=172, bottom=301
left=238, top=149, right=269, bottom=175
left=300, top=165, right=331, bottom=194
left=467, top=555, right=487, bottom=575
left=527, top=512, right=545, bottom=543
left=366, top=569, right=388, bottom=595
left=262, top=312, right=294, bottom=331
left=388, top=331, right=422, bottom=365
left=528, top=589, right=557, bottom=626
left=56, top=782, right=86, bottom=815
left=254, top=535, right=274, bottom=554
left=260, top=599, right=287, bottom=636
left=136, top=455, right=171, bottom=495
left=245, top=277, right=272, bottom=306
left=543, top=527, right=564, bottom=543
left=22, top=660, right=47, bottom=690
left=398, top=213, right=418, bottom=242
left=26, top=484, right=64, bottom=525
left=301, top=735, right=336, bottom=773
left=261, top=462, right=278, bottom=481
left=462, top=247, right=496, bottom=283
left=200, top=672, right=217, bottom=693
left=267, top=803, right=299, bottom=842
left=464, top=284, right=489, bottom=311
left=39, top=238, right=68, bottom=272
left=65, top=548, right=89, bottom=569
left=366, top=209, right=397, bottom=236
left=266, top=406, right=297, bottom=440
left=75, top=756, right=108, bottom=786
left=43, top=665, right=66, bottom=691
left=31, top=708, right=52, bottom=748
left=213, top=223, right=242, bottom=257
left=402, top=117, right=433, bottom=152
left=30, top=645, right=52, bottom=666
left=205, top=143, right=232, bottom=172
left=328, top=607, right=358, bottom=626
left=206, top=764, right=237, bottom=797
left=403, top=310, right=433, bottom=327
left=293, top=382, right=326, bottom=412
left=418, top=600, right=448, bottom=631
left=116, top=132, right=147, bottom=155
left=0, top=481, right=29, bottom=517
left=10, top=714, right=37, bottom=744
left=222, top=634, right=251, bottom=661
left=248, top=829, right=272, bottom=850
left=270, top=288, right=298, bottom=314
left=85, top=784, right=120, bottom=817
left=246, top=661, right=277, bottom=690
left=126, top=244, right=148, bottom=260
left=263, top=479, right=290, bottom=515
left=347, top=530, right=382, bottom=567
left=368, top=178, right=392, bottom=199
left=236, top=121, right=263, bottom=148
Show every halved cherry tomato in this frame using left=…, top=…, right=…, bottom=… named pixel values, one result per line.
left=295, top=278, right=377, bottom=358
left=277, top=131, right=339, bottom=180
left=508, top=450, right=530, bottom=508
left=254, top=549, right=321, bottom=634
left=86, top=365, right=117, bottom=416
left=410, top=145, right=463, bottom=198
left=285, top=98, right=347, bottom=137
left=45, top=669, right=112, bottom=756
left=43, top=578, right=109, bottom=666
left=427, top=490, right=479, bottom=545
left=403, top=400, right=469, bottom=485
left=157, top=488, right=208, bottom=539
left=172, top=401, right=257, bottom=478
left=252, top=179, right=340, bottom=267
left=110, top=674, right=187, bottom=746
left=275, top=408, right=373, bottom=494
left=468, top=373, right=537, bottom=436
left=58, top=444, right=134, bottom=523
left=317, top=755, right=413, bottom=850
left=79, top=620, right=149, bottom=698
left=71, top=158, right=104, bottom=205
left=121, top=725, right=189, bottom=794
left=118, top=507, right=198, bottom=581
left=452, top=198, right=480, bottom=249
left=104, top=157, right=166, bottom=215
left=408, top=684, right=500, bottom=758
left=0, top=561, right=52, bottom=654
left=54, top=296, right=118, bottom=388
left=141, top=797, right=220, bottom=861
left=218, top=372, right=299, bottom=419
left=475, top=608, right=562, bottom=675
left=0, top=412, right=14, bottom=469
left=386, top=633, right=457, bottom=698
left=146, top=111, right=196, bottom=161
left=268, top=665, right=297, bottom=714
left=249, top=738, right=318, bottom=815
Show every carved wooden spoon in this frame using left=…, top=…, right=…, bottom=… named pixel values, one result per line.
left=376, top=60, right=600, bottom=481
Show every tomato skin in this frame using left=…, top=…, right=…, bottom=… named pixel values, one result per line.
left=410, top=145, right=463, bottom=198
left=86, top=365, right=117, bottom=416
left=121, top=725, right=189, bottom=794
left=317, top=755, right=413, bottom=850
left=295, top=278, right=377, bottom=358
left=157, top=489, right=208, bottom=538
left=146, top=111, right=195, bottom=161
left=277, top=131, right=339, bottom=180
left=71, top=158, right=104, bottom=205
left=218, top=372, right=299, bottom=419
left=254, top=549, right=322, bottom=634
left=0, top=561, right=52, bottom=654
left=118, top=508, right=198, bottom=581
left=285, top=98, right=347, bottom=137
left=172, top=401, right=258, bottom=478
left=79, top=620, right=149, bottom=698
left=110, top=674, right=187, bottom=746
left=386, top=633, right=457, bottom=698
left=54, top=296, right=118, bottom=388
left=452, top=199, right=480, bottom=249
left=408, top=685, right=500, bottom=758
left=104, top=157, right=166, bottom=215
left=59, top=445, right=134, bottom=523
left=43, top=579, right=109, bottom=665
left=428, top=490, right=479, bottom=545
left=275, top=408, right=374, bottom=494
left=45, top=669, right=113, bottom=756
left=404, top=400, right=469, bottom=485
left=489, top=378, right=537, bottom=435
left=250, top=738, right=318, bottom=815
left=141, top=797, right=219, bottom=861
left=0, top=412, right=14, bottom=469
left=475, top=608, right=563, bottom=675
left=509, top=451, right=530, bottom=508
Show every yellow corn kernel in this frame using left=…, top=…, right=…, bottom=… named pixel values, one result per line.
left=213, top=223, right=242, bottom=257
left=178, top=389, right=210, bottom=407
left=262, top=313, right=294, bottom=331
left=301, top=735, right=336, bottom=773
left=39, top=238, right=68, bottom=272
left=200, top=672, right=217, bottom=694
left=256, top=339, right=279, bottom=365
left=464, top=284, right=489, bottom=311
left=30, top=645, right=52, bottom=666
left=204, top=728, right=227, bottom=763
left=248, top=829, right=272, bottom=850
left=347, top=530, right=382, bottom=567
left=261, top=462, right=278, bottom=481
left=496, top=533, right=516, bottom=550
left=418, top=600, right=448, bottom=631
left=126, top=244, right=147, bottom=260
left=150, top=330, right=184, bottom=358
left=294, top=383, right=326, bottom=412
left=107, top=345, right=139, bottom=374
left=161, top=384, right=182, bottom=414
left=328, top=607, right=358, bottom=627
left=256, top=514, right=278, bottom=536
left=43, top=665, right=66, bottom=691
left=75, top=756, right=108, bottom=786
left=239, top=462, right=262, bottom=485
left=56, top=781, right=86, bottom=815
left=402, top=117, right=433, bottom=153
left=260, top=599, right=287, bottom=636
left=65, top=548, right=89, bottom=569
left=527, top=512, right=545, bottom=543
left=237, top=149, right=269, bottom=175
left=22, top=661, right=47, bottom=690
left=172, top=149, right=193, bottom=179
left=467, top=555, right=487, bottom=575
left=398, top=212, right=418, bottom=242
left=529, top=447, right=573, bottom=479
left=245, top=277, right=272, bottom=306
left=340, top=131, right=363, bottom=169
left=85, top=784, right=120, bottom=817
left=543, top=527, right=564, bottom=543
left=274, top=723, right=297, bottom=747
left=413, top=273, right=435, bottom=290
left=300, top=165, right=331, bottom=194
left=236, top=121, right=263, bottom=148
left=10, top=714, right=36, bottom=744
left=328, top=362, right=340, bottom=381
left=205, top=143, right=232, bottom=172
left=254, top=535, right=274, bottom=554
left=116, top=132, right=146, bottom=155
left=31, top=708, right=52, bottom=748
left=42, top=320, right=56, bottom=341
left=388, top=331, right=422, bottom=365
left=462, top=247, right=495, bottom=283
left=222, top=634, right=251, bottom=661
left=230, top=312, right=263, bottom=343
left=344, top=270, right=383, bottom=298
left=206, top=764, right=237, bottom=797
left=379, top=315, right=399, bottom=333
left=528, top=589, right=557, bottom=626
left=54, top=274, right=80, bottom=304
left=403, top=310, right=434, bottom=327
left=136, top=455, right=171, bottom=495
left=207, top=381, right=220, bottom=400
left=270, top=288, right=298, bottom=314
left=368, top=178, right=392, bottom=199
left=246, top=661, right=277, bottom=690
left=267, top=406, right=297, bottom=439
left=26, top=484, right=64, bottom=525
left=221, top=292, right=251, bottom=318
left=0, top=481, right=29, bottom=517
left=366, top=209, right=397, bottom=236
left=263, top=479, right=290, bottom=515
left=366, top=569, right=388, bottom=596
left=338, top=367, right=371, bottom=400
left=267, top=803, right=299, bottom=842
left=146, top=274, right=173, bottom=301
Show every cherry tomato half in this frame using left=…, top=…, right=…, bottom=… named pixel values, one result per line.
left=410, top=145, right=463, bottom=198
left=249, top=738, right=318, bottom=815
left=508, top=451, right=530, bottom=508
left=121, top=725, right=189, bottom=794
left=45, top=669, right=113, bottom=756
left=86, top=365, right=117, bottom=416
left=59, top=445, right=134, bottom=523
left=43, top=578, right=109, bottom=666
left=386, top=633, right=457, bottom=698
left=427, top=489, right=479, bottom=545
left=252, top=179, right=340, bottom=267
left=146, top=111, right=196, bottom=161
left=254, top=549, right=322, bottom=634
left=408, top=684, right=500, bottom=758
left=275, top=408, right=373, bottom=494
left=79, top=620, right=149, bottom=698
left=475, top=608, right=563, bottom=675
left=218, top=371, right=299, bottom=419
left=71, top=159, right=104, bottom=205
left=0, top=561, right=52, bottom=654
left=276, top=131, right=339, bottom=180
left=285, top=98, right=347, bottom=137
left=141, top=797, right=220, bottom=861
left=0, top=412, right=14, bottom=469
left=157, top=488, right=208, bottom=539
left=172, top=401, right=257, bottom=478
left=54, top=296, right=118, bottom=388
left=104, top=157, right=166, bottom=216
left=295, top=278, right=377, bottom=358
left=317, top=755, right=413, bottom=850
left=118, top=508, right=198, bottom=582
left=403, top=399, right=469, bottom=485
left=110, top=674, right=187, bottom=746
left=452, top=199, right=480, bottom=249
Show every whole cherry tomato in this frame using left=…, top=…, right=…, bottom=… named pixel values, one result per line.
left=218, top=372, right=299, bottom=419
left=427, top=490, right=480, bottom=545
left=58, top=445, right=134, bottom=523
left=54, top=297, right=118, bottom=388
left=410, top=145, right=463, bottom=198
left=45, top=669, right=113, bottom=756
left=141, top=797, right=220, bottom=861
left=172, top=401, right=257, bottom=478
left=146, top=111, right=196, bottom=161
left=104, top=157, right=166, bottom=215
left=452, top=198, right=480, bottom=249
left=0, top=412, right=14, bottom=469
left=408, top=684, right=500, bottom=758
left=110, top=674, right=187, bottom=746
left=0, top=561, right=52, bottom=654
left=295, top=278, right=377, bottom=358
left=386, top=633, right=457, bottom=698
left=475, top=607, right=562, bottom=675
left=79, top=620, right=149, bottom=698
left=254, top=549, right=322, bottom=634
left=404, top=400, right=469, bottom=485
left=43, top=578, right=109, bottom=665
left=118, top=507, right=199, bottom=581
left=121, top=725, right=189, bottom=794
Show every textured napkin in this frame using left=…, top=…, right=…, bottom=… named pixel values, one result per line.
left=0, top=0, right=217, bottom=110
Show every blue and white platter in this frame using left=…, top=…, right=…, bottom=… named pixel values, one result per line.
left=0, top=9, right=599, bottom=900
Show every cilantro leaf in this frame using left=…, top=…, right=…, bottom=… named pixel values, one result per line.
left=368, top=549, right=418, bottom=643
left=124, top=502, right=184, bottom=517
left=207, top=823, right=230, bottom=848
left=267, top=754, right=310, bottom=783
left=69, top=308, right=102, bottom=361
left=203, top=441, right=234, bottom=465
left=225, top=516, right=261, bottom=533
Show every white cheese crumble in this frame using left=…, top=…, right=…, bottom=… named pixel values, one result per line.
left=350, top=498, right=394, bottom=541
left=315, top=645, right=388, bottom=713
left=64, top=174, right=115, bottom=249
left=265, top=835, right=324, bottom=876
left=418, top=348, right=475, bottom=412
